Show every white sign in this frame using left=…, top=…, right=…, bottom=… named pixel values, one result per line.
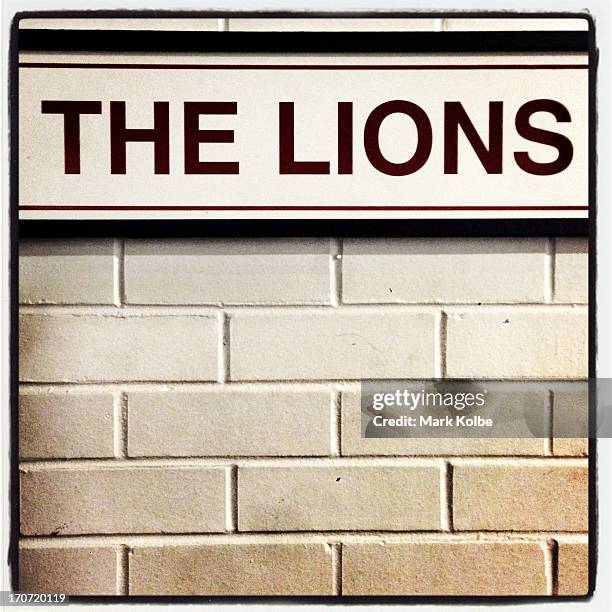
left=19, top=51, right=589, bottom=220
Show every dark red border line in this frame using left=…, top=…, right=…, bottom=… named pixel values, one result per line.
left=18, top=62, right=589, bottom=70
left=19, top=205, right=588, bottom=211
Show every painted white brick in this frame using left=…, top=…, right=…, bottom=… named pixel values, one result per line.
left=342, top=542, right=547, bottom=595
left=19, top=392, right=114, bottom=459
left=343, top=238, right=547, bottom=304
left=230, top=311, right=436, bottom=380
left=446, top=310, right=588, bottom=378
left=19, top=18, right=219, bottom=30
left=341, top=390, right=546, bottom=456
left=19, top=239, right=114, bottom=304
left=553, top=389, right=589, bottom=457
left=125, top=239, right=331, bottom=304
left=554, top=238, right=588, bottom=303
left=444, top=18, right=588, bottom=31
left=229, top=18, right=437, bottom=31
left=453, top=463, right=588, bottom=531
left=19, top=314, right=218, bottom=382
left=558, top=542, right=590, bottom=595
left=238, top=465, right=440, bottom=531
left=128, top=389, right=332, bottom=456
left=19, top=546, right=120, bottom=595
left=20, top=467, right=227, bottom=535
left=130, top=543, right=334, bottom=595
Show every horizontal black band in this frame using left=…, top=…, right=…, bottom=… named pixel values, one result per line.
left=18, top=30, right=589, bottom=54
left=19, top=219, right=588, bottom=238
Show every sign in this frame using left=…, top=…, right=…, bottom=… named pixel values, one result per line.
left=17, top=27, right=590, bottom=226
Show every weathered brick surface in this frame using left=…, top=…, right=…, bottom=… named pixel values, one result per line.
left=129, top=543, right=334, bottom=595
left=20, top=17, right=218, bottom=30
left=125, top=239, right=331, bottom=305
left=553, top=389, right=589, bottom=457
left=554, top=238, right=588, bottom=303
left=128, top=390, right=332, bottom=456
left=444, top=17, right=587, bottom=30
left=19, top=239, right=115, bottom=304
left=229, top=18, right=437, bottom=30
left=238, top=465, right=440, bottom=531
left=446, top=310, right=588, bottom=378
left=19, top=546, right=119, bottom=595
left=20, top=467, right=228, bottom=535
left=19, top=314, right=218, bottom=382
left=341, top=390, right=546, bottom=456
left=231, top=311, right=436, bottom=380
left=342, top=542, right=547, bottom=595
left=343, top=238, right=547, bottom=304
left=557, top=542, right=590, bottom=595
left=453, top=464, right=588, bottom=531
left=19, top=392, right=114, bottom=459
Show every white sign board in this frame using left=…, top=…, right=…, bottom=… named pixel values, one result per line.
left=18, top=50, right=589, bottom=221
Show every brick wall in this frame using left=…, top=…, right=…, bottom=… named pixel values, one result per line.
left=18, top=234, right=589, bottom=596
left=17, top=15, right=590, bottom=598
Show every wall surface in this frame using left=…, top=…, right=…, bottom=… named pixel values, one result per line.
left=16, top=15, right=590, bottom=598
left=18, top=234, right=589, bottom=596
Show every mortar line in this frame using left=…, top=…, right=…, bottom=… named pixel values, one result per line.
left=19, top=456, right=589, bottom=470
left=330, top=238, right=343, bottom=307
left=112, top=239, right=126, bottom=307
left=218, top=312, right=230, bottom=383
left=544, top=237, right=555, bottom=303
left=21, top=532, right=588, bottom=546
left=112, top=392, right=128, bottom=459
left=550, top=238, right=557, bottom=302
left=332, top=543, right=343, bottom=596
left=19, top=302, right=587, bottom=314
left=20, top=381, right=352, bottom=391
left=118, top=392, right=129, bottom=459
left=436, top=311, right=448, bottom=379
left=440, top=460, right=453, bottom=532
left=544, top=538, right=559, bottom=596
left=545, top=389, right=555, bottom=456
left=19, top=379, right=588, bottom=390
left=226, top=465, right=238, bottom=532
left=218, top=17, right=229, bottom=31
left=331, top=390, right=342, bottom=456
left=117, top=544, right=129, bottom=595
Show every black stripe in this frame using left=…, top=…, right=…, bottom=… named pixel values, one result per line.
left=19, top=29, right=589, bottom=54
left=19, top=219, right=588, bottom=238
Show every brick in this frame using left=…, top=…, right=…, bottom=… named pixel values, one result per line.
left=230, top=311, right=435, bottom=380
left=238, top=465, right=440, bottom=531
left=19, top=546, right=119, bottom=595
left=19, top=314, right=218, bottom=382
left=558, top=542, right=590, bottom=596
left=554, top=238, right=588, bottom=303
left=125, top=239, right=331, bottom=305
left=444, top=18, right=588, bottom=31
left=446, top=310, right=588, bottom=378
left=342, top=542, right=547, bottom=595
left=341, top=390, right=546, bottom=456
left=20, top=467, right=227, bottom=535
left=553, top=389, right=589, bottom=456
left=19, top=239, right=114, bottom=304
left=19, top=18, right=218, bottom=30
left=453, top=464, right=588, bottom=531
left=229, top=18, right=436, bottom=31
left=343, top=238, right=547, bottom=304
left=19, top=392, right=114, bottom=459
left=129, top=543, right=334, bottom=595
left=128, top=389, right=331, bottom=457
